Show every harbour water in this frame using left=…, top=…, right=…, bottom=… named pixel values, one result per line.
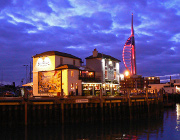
left=0, top=104, right=180, bottom=140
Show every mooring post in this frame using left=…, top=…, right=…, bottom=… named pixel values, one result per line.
left=128, top=90, right=131, bottom=106
left=155, top=89, right=158, bottom=104
left=25, top=102, right=27, bottom=125
left=146, top=89, right=149, bottom=105
left=61, top=102, right=64, bottom=124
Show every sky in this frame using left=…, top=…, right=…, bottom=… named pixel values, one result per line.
left=0, top=0, right=180, bottom=85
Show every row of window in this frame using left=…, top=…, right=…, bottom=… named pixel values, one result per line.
left=105, top=60, right=117, bottom=68
left=105, top=70, right=116, bottom=79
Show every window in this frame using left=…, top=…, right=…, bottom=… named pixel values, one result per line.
left=71, top=71, right=74, bottom=77
left=105, top=60, right=108, bottom=66
left=60, top=57, right=63, bottom=65
left=105, top=70, right=108, bottom=79
left=71, top=83, right=74, bottom=89
left=114, top=71, right=116, bottom=79
left=113, top=62, right=116, bottom=68
left=73, top=60, right=75, bottom=65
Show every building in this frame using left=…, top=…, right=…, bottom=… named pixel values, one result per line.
left=33, top=49, right=121, bottom=96
left=144, top=76, right=160, bottom=88
left=33, top=51, right=83, bottom=96
left=120, top=75, right=144, bottom=93
left=85, top=49, right=121, bottom=95
left=148, top=79, right=180, bottom=94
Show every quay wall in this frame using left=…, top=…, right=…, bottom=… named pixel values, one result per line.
left=0, top=96, right=163, bottom=125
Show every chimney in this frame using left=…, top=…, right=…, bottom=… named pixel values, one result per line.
left=93, top=48, right=98, bottom=57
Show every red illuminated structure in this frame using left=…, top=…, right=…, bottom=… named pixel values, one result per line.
left=122, top=13, right=136, bottom=75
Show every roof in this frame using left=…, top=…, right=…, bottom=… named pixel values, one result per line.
left=85, top=53, right=121, bottom=62
left=56, top=64, right=80, bottom=70
left=33, top=51, right=82, bottom=60
left=22, top=82, right=33, bottom=87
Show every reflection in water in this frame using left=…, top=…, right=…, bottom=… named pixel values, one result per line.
left=1, top=104, right=180, bottom=140
left=176, top=104, right=180, bottom=131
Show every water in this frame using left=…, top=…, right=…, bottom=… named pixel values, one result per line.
left=0, top=104, right=180, bottom=140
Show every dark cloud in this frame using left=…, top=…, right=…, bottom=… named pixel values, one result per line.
left=0, top=0, right=12, bottom=10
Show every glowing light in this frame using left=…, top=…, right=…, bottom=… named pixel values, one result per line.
left=125, top=70, right=130, bottom=77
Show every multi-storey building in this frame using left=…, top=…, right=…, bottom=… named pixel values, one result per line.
left=120, top=75, right=144, bottom=93
left=85, top=49, right=121, bottom=95
left=144, top=76, right=160, bottom=89
left=33, top=49, right=121, bottom=96
left=33, top=51, right=83, bottom=96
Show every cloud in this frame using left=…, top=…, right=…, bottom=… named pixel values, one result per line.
left=0, top=0, right=179, bottom=84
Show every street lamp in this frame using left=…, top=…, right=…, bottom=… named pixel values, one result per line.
left=124, top=70, right=130, bottom=77
left=23, top=65, right=28, bottom=83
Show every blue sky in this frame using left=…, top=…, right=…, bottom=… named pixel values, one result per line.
left=0, top=0, right=180, bottom=85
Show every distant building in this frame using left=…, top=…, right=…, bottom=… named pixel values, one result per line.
left=144, top=76, right=160, bottom=88
left=148, top=79, right=180, bottom=94
left=120, top=75, right=144, bottom=93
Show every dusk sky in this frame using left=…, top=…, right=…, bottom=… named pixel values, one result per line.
left=0, top=0, right=180, bottom=85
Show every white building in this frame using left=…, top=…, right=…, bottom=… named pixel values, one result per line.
left=148, top=79, right=180, bottom=94
left=85, top=49, right=121, bottom=95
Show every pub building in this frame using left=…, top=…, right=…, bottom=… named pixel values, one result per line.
left=33, top=49, right=121, bottom=96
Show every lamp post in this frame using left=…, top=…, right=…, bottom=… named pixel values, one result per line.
left=23, top=65, right=28, bottom=84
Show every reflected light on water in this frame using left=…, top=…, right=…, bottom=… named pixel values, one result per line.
left=176, top=104, right=180, bottom=131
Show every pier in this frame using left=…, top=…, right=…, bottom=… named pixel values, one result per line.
left=0, top=93, right=164, bottom=125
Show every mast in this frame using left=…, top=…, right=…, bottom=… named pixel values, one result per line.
left=131, top=13, right=136, bottom=75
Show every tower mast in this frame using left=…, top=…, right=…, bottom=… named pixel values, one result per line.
left=131, top=13, right=136, bottom=75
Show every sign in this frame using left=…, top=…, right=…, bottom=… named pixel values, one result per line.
left=37, top=57, right=51, bottom=67
left=75, top=99, right=89, bottom=103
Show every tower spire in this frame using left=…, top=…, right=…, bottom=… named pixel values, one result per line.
left=131, top=13, right=134, bottom=35
left=122, top=13, right=137, bottom=75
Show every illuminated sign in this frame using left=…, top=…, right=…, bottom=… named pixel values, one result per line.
left=37, top=57, right=51, bottom=67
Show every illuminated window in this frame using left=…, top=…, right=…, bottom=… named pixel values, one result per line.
left=71, top=71, right=74, bottom=77
left=105, top=70, right=108, bottom=79
left=73, top=60, right=75, bottom=65
left=71, top=83, right=74, bottom=89
left=114, top=71, right=116, bottom=79
left=60, top=57, right=63, bottom=65
left=109, top=61, right=112, bottom=65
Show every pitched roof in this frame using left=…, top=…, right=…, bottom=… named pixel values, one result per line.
left=55, top=64, right=79, bottom=70
left=85, top=53, right=121, bottom=62
left=33, top=51, right=82, bottom=60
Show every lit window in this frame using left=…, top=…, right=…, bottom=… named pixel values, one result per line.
left=109, top=60, right=112, bottom=65
left=71, top=71, right=74, bottom=77
left=71, top=83, right=74, bottom=89
left=114, top=71, right=116, bottom=79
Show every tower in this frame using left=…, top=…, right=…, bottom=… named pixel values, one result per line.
left=122, top=13, right=136, bottom=75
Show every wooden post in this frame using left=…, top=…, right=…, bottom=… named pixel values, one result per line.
left=61, top=103, right=64, bottom=124
left=146, top=88, right=149, bottom=105
left=100, top=88, right=103, bottom=108
left=155, top=89, right=158, bottom=103
left=128, top=90, right=131, bottom=106
left=25, top=102, right=27, bottom=125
